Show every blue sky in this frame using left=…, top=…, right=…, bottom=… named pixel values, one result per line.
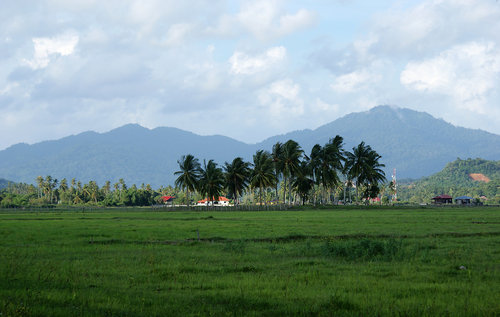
left=1, top=0, right=499, bottom=150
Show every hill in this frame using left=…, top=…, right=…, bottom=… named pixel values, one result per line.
left=398, top=158, right=500, bottom=203
left=0, top=178, right=10, bottom=190
left=0, top=106, right=499, bottom=187
left=0, top=124, right=254, bottom=188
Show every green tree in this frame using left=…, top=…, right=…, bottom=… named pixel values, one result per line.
left=198, top=160, right=225, bottom=207
left=345, top=141, right=386, bottom=201
left=292, top=160, right=314, bottom=205
left=281, top=140, right=303, bottom=204
left=224, top=157, right=251, bottom=205
left=250, top=150, right=276, bottom=205
left=271, top=142, right=284, bottom=203
left=174, top=154, right=201, bottom=207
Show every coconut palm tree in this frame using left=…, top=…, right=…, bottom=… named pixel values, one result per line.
left=174, top=154, right=201, bottom=207
left=224, top=157, right=251, bottom=205
left=292, top=160, right=314, bottom=205
left=250, top=150, right=276, bottom=205
left=344, top=141, right=386, bottom=201
left=198, top=160, right=225, bottom=207
left=271, top=142, right=284, bottom=202
left=309, top=144, right=322, bottom=204
left=36, top=176, right=44, bottom=198
left=281, top=140, right=303, bottom=204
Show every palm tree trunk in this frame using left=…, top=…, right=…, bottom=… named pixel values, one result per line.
left=283, top=177, right=287, bottom=204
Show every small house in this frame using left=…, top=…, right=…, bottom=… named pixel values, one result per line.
left=431, top=195, right=453, bottom=204
left=455, top=196, right=473, bottom=205
left=162, top=196, right=175, bottom=205
left=197, top=196, right=230, bottom=206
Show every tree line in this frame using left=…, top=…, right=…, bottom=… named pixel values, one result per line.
left=175, top=136, right=386, bottom=206
left=0, top=136, right=387, bottom=208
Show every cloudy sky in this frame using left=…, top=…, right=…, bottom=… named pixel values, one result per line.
left=1, top=0, right=500, bottom=150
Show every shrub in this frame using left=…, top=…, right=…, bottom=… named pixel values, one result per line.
left=321, top=238, right=402, bottom=261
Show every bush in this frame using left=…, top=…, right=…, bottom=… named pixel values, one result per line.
left=321, top=238, right=402, bottom=261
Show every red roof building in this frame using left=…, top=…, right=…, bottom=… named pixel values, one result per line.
left=162, top=196, right=175, bottom=203
left=431, top=195, right=452, bottom=204
left=197, top=196, right=230, bottom=206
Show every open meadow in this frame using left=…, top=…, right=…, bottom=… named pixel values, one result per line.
left=1, top=206, right=499, bottom=316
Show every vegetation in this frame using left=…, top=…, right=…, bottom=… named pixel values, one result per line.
left=1, top=207, right=498, bottom=316
left=397, top=158, right=500, bottom=204
left=0, top=137, right=388, bottom=208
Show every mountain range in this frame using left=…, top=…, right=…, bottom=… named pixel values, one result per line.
left=1, top=105, right=499, bottom=187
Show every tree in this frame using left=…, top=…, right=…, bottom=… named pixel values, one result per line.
left=174, top=154, right=201, bottom=207
left=250, top=150, right=276, bottom=205
left=224, top=157, right=251, bottom=205
left=311, top=136, right=345, bottom=204
left=292, top=160, right=314, bottom=205
left=281, top=140, right=303, bottom=204
left=271, top=142, right=284, bottom=203
left=198, top=160, right=225, bottom=207
left=345, top=141, right=386, bottom=201
left=36, top=176, right=44, bottom=199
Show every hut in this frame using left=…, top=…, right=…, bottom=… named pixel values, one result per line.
left=431, top=195, right=453, bottom=204
left=455, top=196, right=473, bottom=205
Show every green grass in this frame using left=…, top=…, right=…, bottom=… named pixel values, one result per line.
left=1, top=207, right=499, bottom=316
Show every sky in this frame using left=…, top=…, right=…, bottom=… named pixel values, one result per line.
left=1, top=0, right=500, bottom=150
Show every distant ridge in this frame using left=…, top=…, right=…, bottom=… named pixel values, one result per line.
left=0, top=106, right=499, bottom=187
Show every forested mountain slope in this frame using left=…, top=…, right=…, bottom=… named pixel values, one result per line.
left=398, top=158, right=500, bottom=203
left=258, top=106, right=500, bottom=179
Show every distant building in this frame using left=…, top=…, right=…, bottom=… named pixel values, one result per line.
left=455, top=196, right=473, bottom=205
left=197, top=196, right=230, bottom=206
left=162, top=196, right=175, bottom=205
left=431, top=195, right=453, bottom=204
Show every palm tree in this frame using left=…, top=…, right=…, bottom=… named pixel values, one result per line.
left=198, top=160, right=225, bottom=207
left=174, top=154, right=201, bottom=207
left=224, top=157, right=251, bottom=205
left=36, top=176, right=44, bottom=198
left=271, top=142, right=284, bottom=203
left=320, top=136, right=345, bottom=203
left=292, top=160, right=314, bottom=205
left=281, top=140, right=303, bottom=204
left=250, top=150, right=276, bottom=205
left=345, top=141, right=386, bottom=201
left=59, top=178, right=68, bottom=193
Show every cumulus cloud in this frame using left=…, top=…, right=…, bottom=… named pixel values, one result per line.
left=259, top=79, right=304, bottom=117
left=24, top=32, right=79, bottom=69
left=401, top=42, right=500, bottom=113
left=229, top=46, right=286, bottom=75
left=238, top=2, right=316, bottom=40
left=331, top=69, right=381, bottom=93
left=208, top=0, right=316, bottom=40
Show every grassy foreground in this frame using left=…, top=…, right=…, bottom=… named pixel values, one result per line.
left=1, top=207, right=499, bottom=316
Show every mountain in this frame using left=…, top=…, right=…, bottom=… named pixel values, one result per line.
left=0, top=106, right=499, bottom=187
left=259, top=106, right=500, bottom=178
left=0, top=178, right=11, bottom=190
left=0, top=124, right=254, bottom=188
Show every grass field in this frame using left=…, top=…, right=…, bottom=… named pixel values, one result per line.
left=1, top=207, right=499, bottom=316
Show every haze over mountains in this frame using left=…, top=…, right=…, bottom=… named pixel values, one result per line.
left=1, top=106, right=499, bottom=188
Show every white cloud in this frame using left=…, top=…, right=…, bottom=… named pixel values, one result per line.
left=259, top=78, right=304, bottom=116
left=164, top=23, right=194, bottom=46
left=370, top=0, right=500, bottom=57
left=401, top=42, right=500, bottom=113
left=229, top=46, right=286, bottom=75
left=210, top=0, right=317, bottom=40
left=331, top=69, right=381, bottom=93
left=24, top=32, right=79, bottom=69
